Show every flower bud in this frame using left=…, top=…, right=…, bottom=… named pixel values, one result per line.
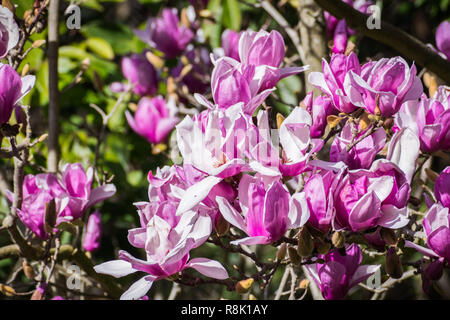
left=332, top=231, right=346, bottom=249
left=276, top=243, right=287, bottom=261
left=380, top=228, right=397, bottom=246
left=297, top=227, right=314, bottom=257
left=22, top=260, right=35, bottom=280
left=288, top=246, right=302, bottom=265
left=316, top=241, right=331, bottom=255
left=215, top=214, right=230, bottom=237
left=385, top=247, right=403, bottom=279
left=0, top=284, right=15, bottom=297
left=235, top=278, right=254, bottom=294
left=298, top=279, right=310, bottom=290
left=83, top=210, right=102, bottom=252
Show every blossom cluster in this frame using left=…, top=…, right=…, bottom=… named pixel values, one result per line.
left=94, top=13, right=450, bottom=299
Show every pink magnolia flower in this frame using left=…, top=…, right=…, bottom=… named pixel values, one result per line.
left=83, top=210, right=102, bottom=252
left=395, top=86, right=450, bottom=153
left=435, top=167, right=450, bottom=209
left=134, top=8, right=194, bottom=59
left=309, top=52, right=362, bottom=113
left=121, top=53, right=158, bottom=96
left=207, top=30, right=308, bottom=115
left=330, top=123, right=386, bottom=169
left=222, top=29, right=241, bottom=61
left=8, top=163, right=116, bottom=239
left=334, top=160, right=410, bottom=232
left=176, top=104, right=249, bottom=179
left=238, top=29, right=308, bottom=93
left=0, top=64, right=35, bottom=124
left=0, top=6, right=19, bottom=59
left=216, top=175, right=310, bottom=245
left=142, top=164, right=236, bottom=224
left=406, top=202, right=450, bottom=263
left=210, top=57, right=275, bottom=115
left=304, top=170, right=340, bottom=233
left=304, top=243, right=380, bottom=300
left=301, top=92, right=338, bottom=138
left=345, top=56, right=423, bottom=117
left=126, top=96, right=179, bottom=144
left=94, top=208, right=228, bottom=300
left=435, top=21, right=450, bottom=60
left=278, top=107, right=324, bottom=177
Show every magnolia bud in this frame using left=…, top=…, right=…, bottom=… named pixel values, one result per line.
left=215, top=215, right=230, bottom=237
left=44, top=199, right=57, bottom=234
left=288, top=246, right=302, bottom=265
left=249, top=294, right=257, bottom=300
left=316, top=241, right=331, bottom=255
left=332, top=231, right=345, bottom=249
left=276, top=243, right=287, bottom=261
left=385, top=247, right=403, bottom=279
left=297, top=227, right=314, bottom=257
left=22, top=260, right=35, bottom=280
left=380, top=228, right=397, bottom=246
left=0, top=284, right=15, bottom=297
left=235, top=278, right=254, bottom=294
left=2, top=215, right=14, bottom=228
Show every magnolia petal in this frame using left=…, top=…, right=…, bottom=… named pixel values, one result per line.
left=94, top=260, right=136, bottom=278
left=120, top=276, right=154, bottom=300
left=175, top=176, right=223, bottom=215
left=186, top=258, right=229, bottom=279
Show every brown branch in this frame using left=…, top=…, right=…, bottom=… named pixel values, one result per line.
left=313, top=0, right=450, bottom=83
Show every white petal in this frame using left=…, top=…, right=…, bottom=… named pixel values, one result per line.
left=94, top=260, right=136, bottom=278
left=187, top=258, right=229, bottom=279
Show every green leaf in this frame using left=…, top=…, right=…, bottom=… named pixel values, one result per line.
left=222, top=0, right=242, bottom=31
left=85, top=37, right=115, bottom=60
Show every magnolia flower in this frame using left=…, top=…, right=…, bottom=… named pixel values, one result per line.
left=345, top=56, right=423, bottom=117
left=7, top=163, right=116, bottom=239
left=334, top=159, right=410, bottom=232
left=395, top=86, right=450, bottom=153
left=435, top=21, right=450, bottom=60
left=210, top=57, right=275, bottom=115
left=238, top=29, right=308, bottom=93
left=435, top=167, right=450, bottom=209
left=121, top=53, right=158, bottom=96
left=278, top=107, right=324, bottom=177
left=216, top=175, right=309, bottom=245
left=126, top=96, right=179, bottom=144
left=304, top=243, right=380, bottom=300
left=134, top=8, right=194, bottom=59
left=303, top=170, right=340, bottom=233
left=301, top=92, right=338, bottom=138
left=330, top=123, right=386, bottom=169
left=309, top=52, right=361, bottom=113
left=83, top=210, right=102, bottom=252
left=222, top=29, right=241, bottom=61
left=0, top=6, right=19, bottom=59
left=207, top=30, right=308, bottom=114
left=94, top=209, right=228, bottom=300
left=142, top=164, right=235, bottom=224
left=406, top=202, right=450, bottom=263
left=0, top=64, right=35, bottom=124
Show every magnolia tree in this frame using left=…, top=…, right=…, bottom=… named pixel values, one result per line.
left=0, top=0, right=449, bottom=300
